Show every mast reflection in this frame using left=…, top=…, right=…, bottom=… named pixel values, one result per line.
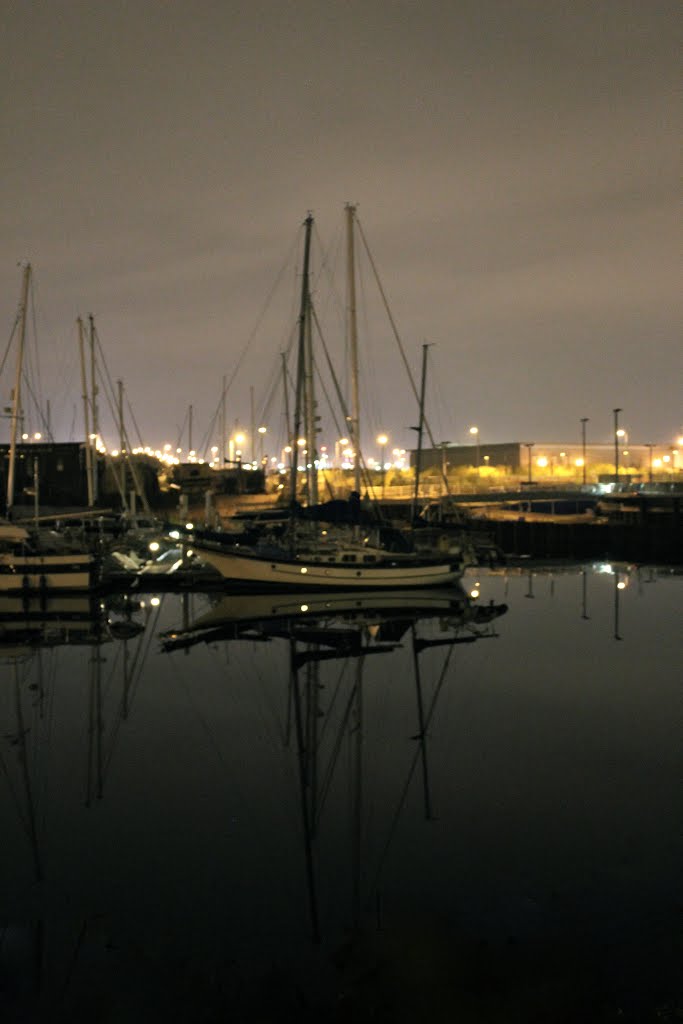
left=163, top=585, right=508, bottom=942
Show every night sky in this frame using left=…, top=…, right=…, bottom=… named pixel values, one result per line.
left=2, top=1, right=680, bottom=456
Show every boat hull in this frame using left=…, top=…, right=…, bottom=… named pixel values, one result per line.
left=194, top=545, right=461, bottom=590
left=0, top=553, right=96, bottom=593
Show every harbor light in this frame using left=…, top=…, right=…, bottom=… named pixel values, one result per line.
left=469, top=426, right=480, bottom=466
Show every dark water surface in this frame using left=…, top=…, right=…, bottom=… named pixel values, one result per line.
left=1, top=565, right=680, bottom=1022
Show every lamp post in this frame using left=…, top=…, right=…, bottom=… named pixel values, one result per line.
left=258, top=425, right=267, bottom=466
left=525, top=443, right=534, bottom=485
left=580, top=417, right=589, bottom=486
left=469, top=426, right=480, bottom=467
left=645, top=443, right=653, bottom=483
left=377, top=433, right=388, bottom=497
left=613, top=408, right=622, bottom=484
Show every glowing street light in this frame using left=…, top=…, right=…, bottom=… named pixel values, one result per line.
left=525, top=442, right=534, bottom=485
left=613, top=408, right=622, bottom=483
left=469, top=426, right=480, bottom=467
left=580, top=417, right=589, bottom=485
left=377, top=433, right=388, bottom=497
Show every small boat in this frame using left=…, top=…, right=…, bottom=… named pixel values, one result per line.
left=0, top=267, right=97, bottom=594
left=0, top=521, right=97, bottom=593
left=192, top=535, right=461, bottom=590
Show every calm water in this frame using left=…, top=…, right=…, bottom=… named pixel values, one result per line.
left=1, top=565, right=680, bottom=1022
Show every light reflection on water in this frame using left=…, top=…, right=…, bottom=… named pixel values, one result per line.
left=1, top=565, right=680, bottom=1020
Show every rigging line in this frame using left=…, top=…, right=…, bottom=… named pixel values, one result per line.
left=309, top=306, right=350, bottom=458
left=0, top=748, right=31, bottom=839
left=315, top=674, right=358, bottom=827
left=175, top=407, right=189, bottom=452
left=356, top=217, right=447, bottom=463
left=198, top=231, right=302, bottom=459
left=311, top=305, right=378, bottom=500
left=116, top=605, right=162, bottom=717
left=0, top=312, right=20, bottom=378
left=125, top=396, right=144, bottom=450
left=92, top=324, right=135, bottom=448
left=356, top=250, right=384, bottom=441
left=369, top=644, right=456, bottom=895
left=38, top=655, right=58, bottom=837
left=314, top=218, right=345, bottom=321
left=28, top=270, right=45, bottom=422
left=92, top=330, right=122, bottom=425
left=92, top=328, right=149, bottom=509
left=13, top=671, right=42, bottom=879
left=315, top=658, right=351, bottom=747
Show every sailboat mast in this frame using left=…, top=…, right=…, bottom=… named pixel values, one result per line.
left=292, top=213, right=314, bottom=506
left=303, top=299, right=318, bottom=504
left=89, top=314, right=99, bottom=503
left=411, top=343, right=429, bottom=524
left=281, top=351, right=294, bottom=496
left=346, top=204, right=361, bottom=495
left=78, top=317, right=95, bottom=507
left=117, top=379, right=128, bottom=511
left=220, top=374, right=226, bottom=467
left=6, top=263, right=31, bottom=518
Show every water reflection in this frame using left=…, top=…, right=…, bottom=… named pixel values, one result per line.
left=1, top=565, right=680, bottom=1020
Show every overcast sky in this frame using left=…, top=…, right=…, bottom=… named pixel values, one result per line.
left=1, top=1, right=680, bottom=457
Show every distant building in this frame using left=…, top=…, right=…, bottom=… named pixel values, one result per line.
left=169, top=462, right=265, bottom=497
left=411, top=442, right=677, bottom=478
left=0, top=442, right=165, bottom=510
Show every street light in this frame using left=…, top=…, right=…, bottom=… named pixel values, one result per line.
left=613, top=408, right=622, bottom=484
left=525, top=443, right=534, bottom=485
left=258, top=425, right=267, bottom=465
left=580, top=417, right=589, bottom=486
left=376, top=433, right=388, bottom=497
left=469, top=426, right=480, bottom=467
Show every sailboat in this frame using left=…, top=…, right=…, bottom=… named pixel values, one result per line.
left=191, top=213, right=462, bottom=590
left=1, top=265, right=98, bottom=593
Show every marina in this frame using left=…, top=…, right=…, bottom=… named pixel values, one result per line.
left=3, top=5, right=680, bottom=1020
